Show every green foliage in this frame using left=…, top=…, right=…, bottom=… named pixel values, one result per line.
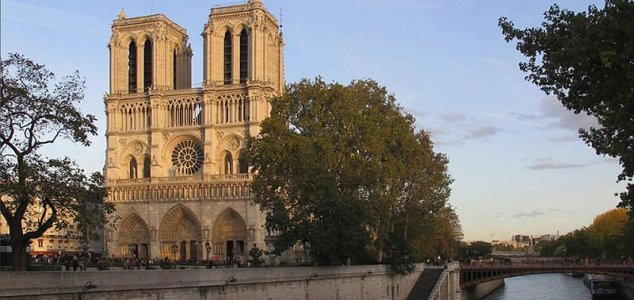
left=538, top=208, right=631, bottom=258
left=249, top=244, right=264, bottom=267
left=247, top=78, right=459, bottom=271
left=499, top=0, right=634, bottom=211
left=0, top=53, right=111, bottom=271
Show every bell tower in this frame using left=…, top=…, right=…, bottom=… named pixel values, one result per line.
left=202, top=0, right=284, bottom=91
left=108, top=9, right=192, bottom=94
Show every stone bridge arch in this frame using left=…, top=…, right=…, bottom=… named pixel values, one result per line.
left=159, top=204, right=202, bottom=261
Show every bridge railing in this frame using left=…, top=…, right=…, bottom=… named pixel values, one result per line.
left=460, top=258, right=634, bottom=269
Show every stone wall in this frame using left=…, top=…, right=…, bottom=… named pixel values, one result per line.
left=0, top=264, right=422, bottom=300
left=460, top=279, right=504, bottom=300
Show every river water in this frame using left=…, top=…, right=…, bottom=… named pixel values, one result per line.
left=484, top=273, right=624, bottom=300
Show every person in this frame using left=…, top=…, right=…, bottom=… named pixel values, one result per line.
left=72, top=256, right=79, bottom=271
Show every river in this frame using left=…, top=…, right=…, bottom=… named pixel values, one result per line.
left=484, top=273, right=624, bottom=300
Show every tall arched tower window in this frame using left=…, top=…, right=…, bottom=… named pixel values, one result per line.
left=143, top=156, right=151, bottom=178
left=128, top=41, right=137, bottom=93
left=144, top=40, right=153, bottom=91
left=239, top=29, right=248, bottom=83
left=129, top=158, right=138, bottom=179
left=223, top=31, right=232, bottom=85
left=173, top=50, right=177, bottom=89
left=224, top=152, right=233, bottom=174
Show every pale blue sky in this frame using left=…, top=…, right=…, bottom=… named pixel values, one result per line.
left=1, top=0, right=622, bottom=241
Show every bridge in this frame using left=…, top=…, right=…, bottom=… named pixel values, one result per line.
left=460, top=261, right=634, bottom=289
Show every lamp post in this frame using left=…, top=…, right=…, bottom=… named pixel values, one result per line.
left=220, top=276, right=237, bottom=294
left=79, top=281, right=97, bottom=300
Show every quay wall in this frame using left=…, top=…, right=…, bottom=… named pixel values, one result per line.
left=0, top=264, right=422, bottom=300
left=460, top=279, right=504, bottom=300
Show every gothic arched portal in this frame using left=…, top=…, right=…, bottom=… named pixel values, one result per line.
left=117, top=213, right=150, bottom=258
left=212, top=208, right=247, bottom=260
left=159, top=204, right=202, bottom=261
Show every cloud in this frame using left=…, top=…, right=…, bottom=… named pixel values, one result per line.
left=526, top=162, right=586, bottom=170
left=464, top=125, right=499, bottom=139
left=442, top=113, right=467, bottom=122
left=484, top=58, right=508, bottom=68
left=509, top=96, right=600, bottom=136
left=547, top=136, right=579, bottom=143
left=509, top=112, right=540, bottom=121
left=511, top=210, right=543, bottom=219
left=540, top=96, right=600, bottom=132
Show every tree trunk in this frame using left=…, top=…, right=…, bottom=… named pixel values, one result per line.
left=11, top=240, right=28, bottom=271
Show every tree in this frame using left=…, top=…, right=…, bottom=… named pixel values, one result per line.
left=247, top=78, right=457, bottom=267
left=0, top=53, right=110, bottom=270
left=587, top=208, right=628, bottom=258
left=499, top=1, right=634, bottom=205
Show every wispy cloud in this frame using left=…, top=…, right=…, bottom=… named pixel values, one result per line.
left=540, top=96, right=599, bottom=132
left=526, top=162, right=586, bottom=170
left=483, top=57, right=508, bottom=68
left=442, top=112, right=467, bottom=122
left=511, top=210, right=543, bottom=219
left=465, top=125, right=499, bottom=139
left=510, top=96, right=599, bottom=134
left=432, top=115, right=500, bottom=147
left=547, top=136, right=579, bottom=143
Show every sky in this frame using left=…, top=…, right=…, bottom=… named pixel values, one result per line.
left=1, top=0, right=623, bottom=242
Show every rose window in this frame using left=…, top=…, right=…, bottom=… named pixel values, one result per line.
left=171, top=139, right=203, bottom=175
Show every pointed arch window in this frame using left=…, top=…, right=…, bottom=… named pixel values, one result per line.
left=143, top=40, right=153, bottom=91
left=128, top=41, right=137, bottom=93
left=224, top=31, right=232, bottom=85
left=238, top=151, right=248, bottom=174
left=129, top=158, right=138, bottom=179
left=239, top=29, right=248, bottom=83
left=143, top=156, right=151, bottom=178
left=224, top=152, right=233, bottom=175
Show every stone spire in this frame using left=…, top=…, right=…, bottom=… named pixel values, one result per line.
left=118, top=7, right=127, bottom=20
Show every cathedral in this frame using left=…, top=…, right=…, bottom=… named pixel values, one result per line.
left=104, top=0, right=283, bottom=262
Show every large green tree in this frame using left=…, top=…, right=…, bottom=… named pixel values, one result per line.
left=0, top=53, right=112, bottom=270
left=247, top=78, right=457, bottom=267
left=499, top=0, right=634, bottom=254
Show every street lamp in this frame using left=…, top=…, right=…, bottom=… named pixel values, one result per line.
left=220, top=276, right=237, bottom=294
left=79, top=281, right=97, bottom=300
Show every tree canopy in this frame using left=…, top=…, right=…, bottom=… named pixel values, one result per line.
left=536, top=208, right=629, bottom=258
left=499, top=0, right=634, bottom=210
left=247, top=77, right=460, bottom=269
left=0, top=53, right=113, bottom=270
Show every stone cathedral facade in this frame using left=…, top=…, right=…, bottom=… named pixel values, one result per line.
left=104, top=0, right=284, bottom=262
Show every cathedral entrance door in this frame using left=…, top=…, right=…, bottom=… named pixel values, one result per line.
left=180, top=240, right=187, bottom=261
left=190, top=241, right=198, bottom=261
left=226, top=241, right=234, bottom=260
left=139, top=243, right=149, bottom=259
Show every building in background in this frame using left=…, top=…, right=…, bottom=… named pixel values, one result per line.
left=104, top=0, right=284, bottom=262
